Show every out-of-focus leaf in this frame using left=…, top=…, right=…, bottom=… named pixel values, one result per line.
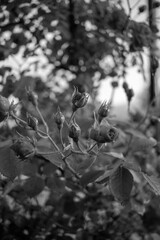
left=109, top=166, right=133, bottom=204
left=80, top=169, right=105, bottom=187
left=131, top=136, right=157, bottom=153
left=23, top=176, right=45, bottom=198
left=46, top=174, right=65, bottom=194
left=18, top=161, right=38, bottom=176
left=0, top=147, right=19, bottom=180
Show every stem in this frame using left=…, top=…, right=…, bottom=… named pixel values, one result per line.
left=87, top=143, right=97, bottom=153
left=37, top=151, right=59, bottom=155
left=76, top=141, right=86, bottom=154
left=59, top=128, right=65, bottom=150
left=69, top=111, right=76, bottom=124
left=36, top=106, right=49, bottom=134
left=63, top=157, right=80, bottom=179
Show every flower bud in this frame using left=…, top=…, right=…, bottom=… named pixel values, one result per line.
left=90, top=122, right=119, bottom=144
left=99, top=125, right=119, bottom=143
left=26, top=89, right=38, bottom=107
left=27, top=113, right=38, bottom=131
left=55, top=107, right=65, bottom=130
left=72, top=87, right=89, bottom=111
left=69, top=119, right=81, bottom=142
left=0, top=95, right=10, bottom=122
left=11, top=138, right=35, bottom=159
left=98, top=101, right=111, bottom=122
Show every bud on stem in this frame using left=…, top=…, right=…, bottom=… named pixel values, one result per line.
left=71, top=87, right=89, bottom=112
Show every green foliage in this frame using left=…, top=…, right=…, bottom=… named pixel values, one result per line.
left=0, top=0, right=160, bottom=239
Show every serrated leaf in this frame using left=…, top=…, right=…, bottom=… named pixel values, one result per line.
left=109, top=166, right=133, bottom=203
left=80, top=169, right=105, bottom=187
left=23, top=176, right=45, bottom=198
left=41, top=152, right=65, bottom=168
left=142, top=173, right=160, bottom=195
left=0, top=148, right=19, bottom=180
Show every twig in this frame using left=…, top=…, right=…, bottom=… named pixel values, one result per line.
left=36, top=105, right=49, bottom=134
left=59, top=128, right=65, bottom=149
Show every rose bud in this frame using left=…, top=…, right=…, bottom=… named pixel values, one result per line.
left=27, top=113, right=38, bottom=131
left=26, top=89, right=38, bottom=107
left=72, top=87, right=89, bottom=111
left=99, top=125, right=119, bottom=143
left=69, top=119, right=81, bottom=143
left=11, top=138, right=36, bottom=159
left=55, top=107, right=65, bottom=130
left=98, top=101, right=111, bottom=123
left=90, top=121, right=119, bottom=144
left=0, top=95, right=10, bottom=122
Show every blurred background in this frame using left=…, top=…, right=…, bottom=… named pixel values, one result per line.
left=0, top=0, right=160, bottom=121
left=1, top=1, right=160, bottom=240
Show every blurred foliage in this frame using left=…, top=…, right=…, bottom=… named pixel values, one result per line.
left=0, top=0, right=160, bottom=239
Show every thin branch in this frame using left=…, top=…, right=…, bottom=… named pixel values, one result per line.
left=36, top=106, right=49, bottom=134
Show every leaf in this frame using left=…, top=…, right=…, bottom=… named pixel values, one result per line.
left=109, top=166, right=133, bottom=203
left=131, top=136, right=157, bottom=153
left=18, top=161, right=38, bottom=176
left=68, top=152, right=97, bottom=174
left=96, top=162, right=122, bottom=184
left=80, top=169, right=105, bottom=187
left=142, top=173, right=160, bottom=195
left=41, top=152, right=65, bottom=168
left=0, top=148, right=19, bottom=180
left=23, top=176, right=45, bottom=198
left=123, top=161, right=141, bottom=172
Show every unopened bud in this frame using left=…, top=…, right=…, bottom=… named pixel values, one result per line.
left=90, top=122, right=119, bottom=144
left=98, top=101, right=111, bottom=122
left=26, top=89, right=38, bottom=107
left=72, top=87, right=89, bottom=111
left=55, top=107, right=65, bottom=130
left=69, top=119, right=81, bottom=142
left=27, top=113, right=38, bottom=131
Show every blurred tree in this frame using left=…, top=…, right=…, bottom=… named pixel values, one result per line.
left=0, top=0, right=159, bottom=110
